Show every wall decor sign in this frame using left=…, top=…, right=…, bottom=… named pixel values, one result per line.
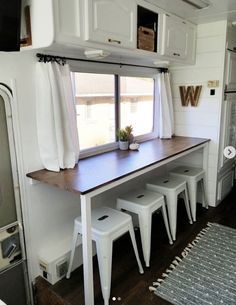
left=179, top=85, right=202, bottom=107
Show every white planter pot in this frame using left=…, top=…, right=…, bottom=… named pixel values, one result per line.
left=119, top=141, right=129, bottom=150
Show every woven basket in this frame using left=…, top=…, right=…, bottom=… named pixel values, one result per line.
left=138, top=26, right=155, bottom=52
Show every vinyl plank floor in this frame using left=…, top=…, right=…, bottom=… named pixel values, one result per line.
left=35, top=187, right=236, bottom=305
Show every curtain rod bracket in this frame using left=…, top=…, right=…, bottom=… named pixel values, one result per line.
left=37, top=53, right=66, bottom=65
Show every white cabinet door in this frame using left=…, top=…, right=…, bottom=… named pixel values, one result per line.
left=54, top=0, right=83, bottom=44
left=225, top=51, right=236, bottom=91
left=84, top=0, right=136, bottom=48
left=161, top=14, right=195, bottom=62
left=217, top=169, right=234, bottom=202
left=219, top=94, right=236, bottom=169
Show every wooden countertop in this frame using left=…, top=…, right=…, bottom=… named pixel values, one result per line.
left=27, top=136, right=210, bottom=195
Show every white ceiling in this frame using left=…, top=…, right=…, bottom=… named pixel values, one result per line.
left=144, top=0, right=236, bottom=24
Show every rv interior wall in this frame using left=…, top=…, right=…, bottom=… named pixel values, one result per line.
left=0, top=20, right=229, bottom=289
left=170, top=20, right=227, bottom=206
left=0, top=51, right=81, bottom=282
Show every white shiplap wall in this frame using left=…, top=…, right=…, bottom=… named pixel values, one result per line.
left=170, top=20, right=228, bottom=206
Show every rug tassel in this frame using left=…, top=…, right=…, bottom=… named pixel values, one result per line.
left=197, top=231, right=206, bottom=238
left=184, top=247, right=191, bottom=253
left=172, top=259, right=179, bottom=266
left=166, top=268, right=172, bottom=273
left=149, top=286, right=158, bottom=291
left=175, top=256, right=182, bottom=262
left=149, top=275, right=166, bottom=292
left=181, top=250, right=188, bottom=258
left=169, top=264, right=175, bottom=270
left=162, top=273, right=169, bottom=278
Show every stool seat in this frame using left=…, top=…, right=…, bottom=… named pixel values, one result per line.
left=146, top=176, right=193, bottom=241
left=66, top=207, right=144, bottom=305
left=147, top=176, right=186, bottom=191
left=170, top=166, right=204, bottom=178
left=170, top=166, right=208, bottom=222
left=76, top=206, right=132, bottom=237
left=118, top=189, right=164, bottom=209
left=117, top=189, right=173, bottom=267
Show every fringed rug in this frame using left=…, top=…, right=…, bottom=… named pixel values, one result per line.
left=149, top=223, right=236, bottom=305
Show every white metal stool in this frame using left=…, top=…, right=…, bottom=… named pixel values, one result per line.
left=170, top=166, right=208, bottom=222
left=117, top=189, right=173, bottom=267
left=66, top=206, right=144, bottom=305
left=146, top=176, right=193, bottom=241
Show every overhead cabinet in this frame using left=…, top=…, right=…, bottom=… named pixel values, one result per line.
left=84, top=0, right=137, bottom=49
left=53, top=0, right=84, bottom=44
left=26, top=0, right=196, bottom=64
left=161, top=13, right=196, bottom=62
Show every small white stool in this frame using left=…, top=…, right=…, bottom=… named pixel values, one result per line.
left=117, top=189, right=173, bottom=268
left=146, top=176, right=193, bottom=241
left=170, top=166, right=208, bottom=222
left=66, top=206, right=144, bottom=305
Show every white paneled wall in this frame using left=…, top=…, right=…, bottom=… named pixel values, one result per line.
left=170, top=20, right=228, bottom=206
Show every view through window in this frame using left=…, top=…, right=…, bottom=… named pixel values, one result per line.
left=73, top=72, right=154, bottom=151
left=120, top=76, right=154, bottom=136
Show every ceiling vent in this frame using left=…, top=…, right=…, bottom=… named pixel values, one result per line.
left=181, top=0, right=210, bottom=9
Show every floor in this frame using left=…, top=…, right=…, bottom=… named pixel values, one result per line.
left=35, top=188, right=236, bottom=305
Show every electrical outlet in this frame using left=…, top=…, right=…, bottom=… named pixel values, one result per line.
left=210, top=89, right=216, bottom=96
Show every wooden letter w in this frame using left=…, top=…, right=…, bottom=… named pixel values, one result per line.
left=179, top=85, right=202, bottom=107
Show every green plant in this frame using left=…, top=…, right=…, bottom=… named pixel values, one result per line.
left=117, top=128, right=129, bottom=141
left=117, top=125, right=133, bottom=142
left=125, top=125, right=133, bottom=137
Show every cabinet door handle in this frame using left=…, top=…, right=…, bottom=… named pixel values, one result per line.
left=108, top=38, right=121, bottom=44
left=173, top=52, right=180, bottom=56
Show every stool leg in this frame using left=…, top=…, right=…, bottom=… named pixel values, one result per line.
left=182, top=188, right=193, bottom=224
left=187, top=182, right=197, bottom=222
left=201, top=177, right=208, bottom=209
left=96, top=238, right=113, bottom=305
left=66, top=224, right=79, bottom=279
left=128, top=224, right=144, bottom=274
left=160, top=203, right=173, bottom=245
left=138, top=211, right=152, bottom=267
left=165, top=193, right=178, bottom=241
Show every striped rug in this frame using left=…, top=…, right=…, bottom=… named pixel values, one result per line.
left=150, top=223, right=236, bottom=305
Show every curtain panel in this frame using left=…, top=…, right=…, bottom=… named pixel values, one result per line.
left=155, top=72, right=174, bottom=139
left=36, top=62, right=80, bottom=172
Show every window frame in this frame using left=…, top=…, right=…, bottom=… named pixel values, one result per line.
left=70, top=60, right=158, bottom=158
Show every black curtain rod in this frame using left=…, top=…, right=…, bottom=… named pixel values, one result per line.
left=36, top=53, right=169, bottom=72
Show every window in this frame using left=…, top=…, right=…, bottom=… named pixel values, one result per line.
left=74, top=73, right=116, bottom=150
left=72, top=70, right=155, bottom=155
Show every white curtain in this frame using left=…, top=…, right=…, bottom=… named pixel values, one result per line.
left=36, top=62, right=80, bottom=172
left=155, top=72, right=174, bottom=139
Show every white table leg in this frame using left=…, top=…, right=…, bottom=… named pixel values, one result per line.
left=202, top=143, right=209, bottom=205
left=80, top=194, right=94, bottom=305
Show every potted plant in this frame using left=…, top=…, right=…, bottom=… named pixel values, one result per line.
left=117, top=125, right=134, bottom=150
